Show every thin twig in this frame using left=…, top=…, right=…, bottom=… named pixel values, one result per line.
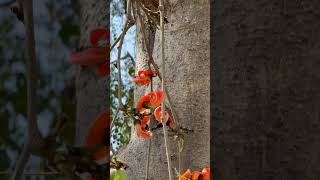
left=112, top=0, right=135, bottom=133
left=11, top=146, right=31, bottom=180
left=116, top=0, right=134, bottom=110
left=110, top=32, right=122, bottom=52
left=145, top=63, right=154, bottom=180
left=11, top=0, right=44, bottom=179
left=159, top=1, right=172, bottom=179
left=110, top=108, right=120, bottom=129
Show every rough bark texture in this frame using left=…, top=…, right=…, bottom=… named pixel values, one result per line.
left=118, top=0, right=210, bottom=179
left=212, top=1, right=320, bottom=179
left=76, top=0, right=109, bottom=146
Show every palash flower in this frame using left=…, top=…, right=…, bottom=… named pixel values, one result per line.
left=201, top=168, right=210, bottom=180
left=154, top=106, right=175, bottom=129
left=179, top=169, right=192, bottom=180
left=132, top=69, right=156, bottom=86
left=69, top=28, right=109, bottom=76
left=86, top=110, right=109, bottom=180
left=85, top=110, right=109, bottom=161
left=180, top=168, right=210, bottom=180
left=135, top=116, right=152, bottom=140
left=191, top=171, right=202, bottom=180
left=136, top=88, right=164, bottom=111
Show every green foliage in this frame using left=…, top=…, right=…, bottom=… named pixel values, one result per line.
left=110, top=54, right=135, bottom=151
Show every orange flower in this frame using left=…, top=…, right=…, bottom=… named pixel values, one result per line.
left=136, top=89, right=164, bottom=110
left=69, top=28, right=109, bottom=76
left=201, top=168, right=210, bottom=180
left=154, top=106, right=175, bottom=129
left=135, top=115, right=152, bottom=140
left=191, top=171, right=202, bottom=180
left=135, top=123, right=152, bottom=140
left=180, top=169, right=192, bottom=180
left=85, top=110, right=109, bottom=161
left=132, top=69, right=156, bottom=86
left=140, top=115, right=151, bottom=127
left=180, top=168, right=210, bottom=180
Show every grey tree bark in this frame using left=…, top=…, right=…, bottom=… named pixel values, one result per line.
left=75, top=1, right=109, bottom=179
left=213, top=1, right=320, bottom=180
left=118, top=0, right=210, bottom=179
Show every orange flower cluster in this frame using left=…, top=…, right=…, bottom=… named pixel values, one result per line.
left=133, top=69, right=175, bottom=140
left=69, top=28, right=109, bottom=76
left=180, top=167, right=210, bottom=180
left=134, top=88, right=164, bottom=140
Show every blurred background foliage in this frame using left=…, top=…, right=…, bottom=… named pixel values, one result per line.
left=110, top=0, right=136, bottom=153
left=0, top=0, right=135, bottom=179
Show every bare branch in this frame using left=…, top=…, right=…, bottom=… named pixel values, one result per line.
left=11, top=0, right=44, bottom=179
left=11, top=146, right=31, bottom=180
left=113, top=0, right=135, bottom=127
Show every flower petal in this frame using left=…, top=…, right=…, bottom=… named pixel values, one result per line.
left=180, top=169, right=192, bottom=180
left=154, top=106, right=175, bottom=129
left=135, top=123, right=152, bottom=140
left=69, top=47, right=106, bottom=65
left=136, top=95, right=151, bottom=109
left=132, top=77, right=151, bottom=86
left=191, top=171, right=202, bottom=180
left=149, top=88, right=163, bottom=107
left=140, top=115, right=151, bottom=125
left=154, top=106, right=162, bottom=121
left=201, top=168, right=210, bottom=180
left=86, top=110, right=109, bottom=147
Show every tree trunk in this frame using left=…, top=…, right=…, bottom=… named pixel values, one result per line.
left=75, top=0, right=109, bottom=165
left=213, top=1, right=320, bottom=179
left=118, top=0, right=210, bottom=179
left=76, top=0, right=109, bottom=145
